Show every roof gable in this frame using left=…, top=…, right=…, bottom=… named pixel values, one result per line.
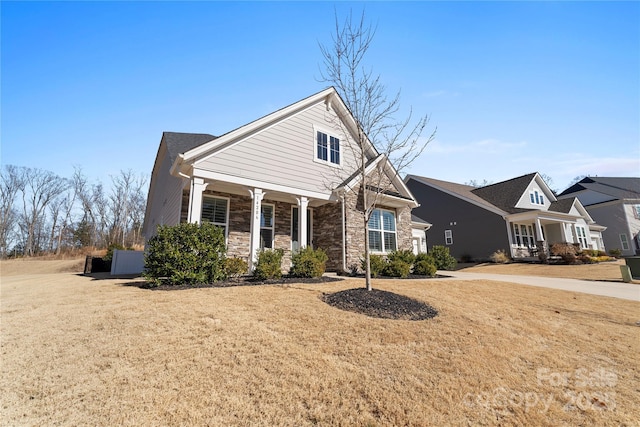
left=174, top=87, right=378, bottom=170
left=558, top=176, right=640, bottom=202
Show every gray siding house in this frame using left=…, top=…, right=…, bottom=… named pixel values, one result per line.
left=406, top=173, right=606, bottom=261
left=142, top=88, right=421, bottom=273
left=558, top=177, right=640, bottom=256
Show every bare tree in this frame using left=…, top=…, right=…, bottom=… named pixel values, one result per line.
left=0, top=165, right=24, bottom=257
left=319, top=11, right=436, bottom=290
left=18, top=167, right=69, bottom=256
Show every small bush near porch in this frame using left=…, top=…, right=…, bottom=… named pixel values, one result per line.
left=143, top=222, right=227, bottom=286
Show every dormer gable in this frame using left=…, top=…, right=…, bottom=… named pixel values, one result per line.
left=513, top=173, right=557, bottom=211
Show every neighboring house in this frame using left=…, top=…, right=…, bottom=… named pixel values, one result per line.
left=142, top=87, right=422, bottom=273
left=558, top=177, right=640, bottom=256
left=405, top=173, right=606, bottom=261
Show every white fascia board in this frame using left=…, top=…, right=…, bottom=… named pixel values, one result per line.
left=571, top=198, right=595, bottom=223
left=183, top=88, right=337, bottom=163
left=533, top=173, right=558, bottom=202
left=372, top=191, right=419, bottom=209
left=506, top=210, right=577, bottom=224
left=340, top=154, right=385, bottom=192
left=192, top=168, right=332, bottom=201
left=407, top=175, right=507, bottom=217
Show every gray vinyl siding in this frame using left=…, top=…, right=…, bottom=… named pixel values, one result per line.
left=407, top=178, right=510, bottom=261
left=195, top=102, right=362, bottom=194
left=143, top=142, right=186, bottom=239
left=587, top=202, right=638, bottom=256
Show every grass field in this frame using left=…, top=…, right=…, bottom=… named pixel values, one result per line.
left=1, top=259, right=639, bottom=426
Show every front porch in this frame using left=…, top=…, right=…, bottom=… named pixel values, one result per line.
left=506, top=211, right=593, bottom=260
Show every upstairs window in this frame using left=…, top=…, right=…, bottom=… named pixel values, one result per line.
left=529, top=190, right=544, bottom=206
left=316, top=131, right=340, bottom=166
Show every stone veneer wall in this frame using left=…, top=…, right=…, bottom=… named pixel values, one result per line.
left=313, top=202, right=343, bottom=272
left=178, top=186, right=413, bottom=274
left=343, top=186, right=414, bottom=273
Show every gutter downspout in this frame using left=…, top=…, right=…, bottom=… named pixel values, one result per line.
left=341, top=192, right=347, bottom=273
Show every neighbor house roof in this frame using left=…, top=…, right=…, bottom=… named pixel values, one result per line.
left=470, top=173, right=538, bottom=214
left=406, top=175, right=507, bottom=216
left=559, top=177, right=640, bottom=200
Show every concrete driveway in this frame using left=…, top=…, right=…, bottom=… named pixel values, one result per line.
left=439, top=270, right=640, bottom=302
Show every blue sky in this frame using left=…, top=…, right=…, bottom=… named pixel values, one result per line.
left=2, top=1, right=638, bottom=192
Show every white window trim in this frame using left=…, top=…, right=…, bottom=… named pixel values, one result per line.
left=529, top=190, right=544, bottom=206
left=575, top=225, right=588, bottom=249
left=201, top=195, right=230, bottom=242
left=260, top=203, right=275, bottom=250
left=368, top=208, right=397, bottom=254
left=620, top=233, right=630, bottom=251
left=512, top=223, right=535, bottom=247
left=444, top=229, right=453, bottom=245
left=312, top=125, right=342, bottom=168
left=290, top=206, right=313, bottom=251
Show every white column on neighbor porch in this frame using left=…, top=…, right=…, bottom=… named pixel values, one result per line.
left=535, top=218, right=544, bottom=243
left=561, top=223, right=571, bottom=242
left=297, top=196, right=308, bottom=250
left=187, top=177, right=209, bottom=223
left=248, top=188, right=265, bottom=270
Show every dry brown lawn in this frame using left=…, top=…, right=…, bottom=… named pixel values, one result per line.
left=460, top=259, right=637, bottom=283
left=1, top=259, right=639, bottom=426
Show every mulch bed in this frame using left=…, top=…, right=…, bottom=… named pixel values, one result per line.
left=322, top=288, right=438, bottom=321
left=139, top=275, right=343, bottom=290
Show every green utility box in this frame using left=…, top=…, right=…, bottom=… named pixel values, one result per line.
left=624, top=257, right=640, bottom=279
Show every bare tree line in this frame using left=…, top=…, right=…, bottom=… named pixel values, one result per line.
left=0, top=165, right=147, bottom=258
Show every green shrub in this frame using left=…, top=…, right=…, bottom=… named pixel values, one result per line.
left=608, top=248, right=622, bottom=258
left=143, top=222, right=227, bottom=286
left=290, top=246, right=328, bottom=278
left=430, top=245, right=457, bottom=270
left=224, top=257, right=248, bottom=278
left=384, top=260, right=411, bottom=278
left=387, top=249, right=416, bottom=266
left=489, top=249, right=510, bottom=264
left=361, top=254, right=386, bottom=278
left=413, top=259, right=437, bottom=277
left=253, top=249, right=284, bottom=280
left=415, top=253, right=435, bottom=264
left=104, top=243, right=126, bottom=261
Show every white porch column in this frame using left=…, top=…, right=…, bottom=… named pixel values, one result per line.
left=535, top=218, right=544, bottom=243
left=187, top=177, right=209, bottom=223
left=297, top=196, right=309, bottom=250
left=562, top=223, right=572, bottom=243
left=248, top=188, right=265, bottom=270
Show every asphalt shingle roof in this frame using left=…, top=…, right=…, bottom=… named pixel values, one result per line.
left=163, top=132, right=217, bottom=165
left=559, top=177, right=640, bottom=200
left=470, top=173, right=538, bottom=214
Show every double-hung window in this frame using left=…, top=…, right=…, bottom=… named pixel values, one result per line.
left=260, top=204, right=275, bottom=249
left=201, top=196, right=229, bottom=237
left=368, top=208, right=397, bottom=253
left=575, top=226, right=588, bottom=249
left=316, top=131, right=340, bottom=166
left=444, top=230, right=453, bottom=245
left=620, top=234, right=630, bottom=251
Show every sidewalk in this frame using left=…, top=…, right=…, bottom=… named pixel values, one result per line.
left=438, top=270, right=640, bottom=302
